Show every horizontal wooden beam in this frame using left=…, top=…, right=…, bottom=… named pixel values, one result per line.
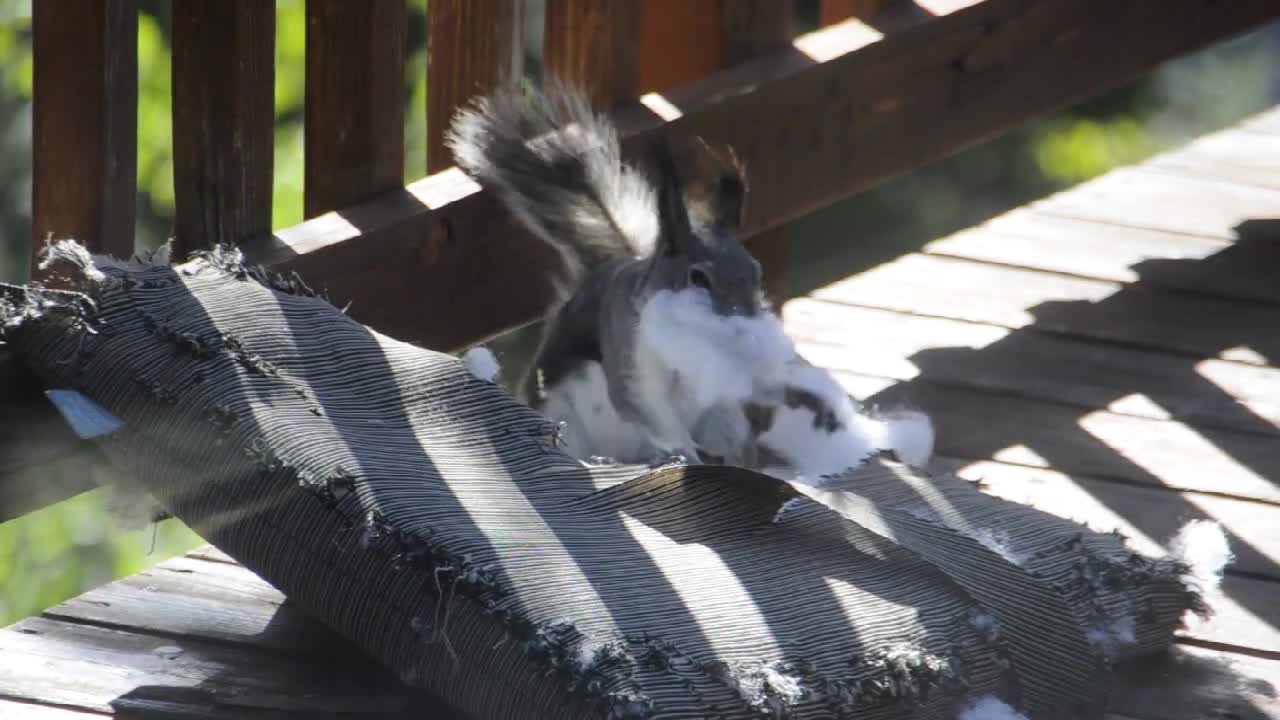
left=241, top=0, right=1280, bottom=352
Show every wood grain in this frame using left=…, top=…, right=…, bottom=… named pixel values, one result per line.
left=635, top=0, right=723, bottom=94
left=1109, top=645, right=1280, bottom=720
left=171, top=1, right=275, bottom=258
left=0, top=516, right=1275, bottom=719
left=1148, top=126, right=1280, bottom=191
left=30, top=0, right=137, bottom=267
left=0, top=616, right=465, bottom=718
left=819, top=0, right=885, bottom=25
left=426, top=0, right=523, bottom=173
left=244, top=0, right=1280, bottom=352
left=832, top=369, right=1280, bottom=505
left=0, top=699, right=107, bottom=719
left=923, top=209, right=1280, bottom=306
left=934, top=459, right=1280, bottom=658
left=1030, top=167, right=1280, bottom=241
left=543, top=0, right=640, bottom=109
left=304, top=0, right=407, bottom=217
left=719, top=0, right=796, bottom=65
left=785, top=298, right=1280, bottom=434
left=718, top=0, right=797, bottom=305
left=810, top=252, right=1280, bottom=366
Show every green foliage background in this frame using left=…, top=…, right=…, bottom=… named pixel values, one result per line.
left=0, top=0, right=1276, bottom=625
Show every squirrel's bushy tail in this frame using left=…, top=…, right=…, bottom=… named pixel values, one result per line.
left=446, top=82, right=658, bottom=293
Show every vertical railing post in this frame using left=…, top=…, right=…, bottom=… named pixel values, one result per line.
left=171, top=2, right=276, bottom=259
left=543, top=0, right=640, bottom=110
left=31, top=0, right=138, bottom=269
left=304, top=0, right=407, bottom=218
left=426, top=0, right=524, bottom=174
left=719, top=0, right=798, bottom=305
left=819, top=0, right=886, bottom=26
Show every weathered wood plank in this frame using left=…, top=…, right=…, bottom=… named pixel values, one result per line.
left=31, top=0, right=137, bottom=266
left=923, top=209, right=1280, bottom=306
left=1241, top=106, right=1280, bottom=136
left=39, top=558, right=325, bottom=653
left=0, top=700, right=107, bottom=719
left=719, top=0, right=796, bottom=65
left=171, top=2, right=275, bottom=257
left=1148, top=128, right=1280, bottom=192
left=185, top=545, right=238, bottom=566
left=820, top=0, right=885, bottom=25
left=0, top=616, right=464, bottom=718
left=1110, top=645, right=1280, bottom=720
left=304, top=0, right=407, bottom=217
left=543, top=0, right=639, bottom=109
left=9, top=545, right=1276, bottom=718
left=1191, top=574, right=1280, bottom=659
left=830, top=369, right=1280, bottom=505
left=785, top=299, right=1280, bottom=434
left=718, top=0, right=797, bottom=305
left=1030, top=167, right=1280, bottom=241
left=810, top=253, right=1280, bottom=366
left=635, top=0, right=721, bottom=94
left=242, top=0, right=1280, bottom=352
left=425, top=0, right=523, bottom=174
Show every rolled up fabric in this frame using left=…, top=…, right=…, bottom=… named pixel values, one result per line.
left=1, top=242, right=1217, bottom=720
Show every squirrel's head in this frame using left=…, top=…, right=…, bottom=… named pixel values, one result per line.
left=646, top=136, right=766, bottom=317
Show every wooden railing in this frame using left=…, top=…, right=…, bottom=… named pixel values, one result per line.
left=3, top=0, right=1277, bottom=524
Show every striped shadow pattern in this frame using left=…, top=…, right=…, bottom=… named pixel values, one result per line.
left=1, top=245, right=1207, bottom=719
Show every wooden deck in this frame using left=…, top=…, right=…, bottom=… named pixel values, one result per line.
left=3, top=108, right=1280, bottom=718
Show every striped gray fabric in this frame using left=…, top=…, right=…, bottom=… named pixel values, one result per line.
left=2, top=248, right=1204, bottom=720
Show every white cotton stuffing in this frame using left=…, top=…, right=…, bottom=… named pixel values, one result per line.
left=755, top=359, right=935, bottom=483
left=539, top=361, right=650, bottom=462
left=957, top=695, right=1030, bottom=720
left=462, top=346, right=502, bottom=383
left=540, top=286, right=936, bottom=478
left=639, top=288, right=794, bottom=411
left=1170, top=519, right=1233, bottom=594
left=869, top=409, right=935, bottom=469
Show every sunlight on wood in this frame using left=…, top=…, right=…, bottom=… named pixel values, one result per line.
left=638, top=92, right=683, bottom=121
left=1218, top=345, right=1271, bottom=366
left=949, top=459, right=1164, bottom=552
left=944, top=459, right=1280, bottom=572
left=1194, top=359, right=1280, bottom=430
left=793, top=20, right=882, bottom=62
left=1077, top=406, right=1276, bottom=501
left=1105, top=392, right=1174, bottom=421
left=989, top=443, right=1053, bottom=469
left=914, top=0, right=986, bottom=13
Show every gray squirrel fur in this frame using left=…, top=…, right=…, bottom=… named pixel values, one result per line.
left=448, top=82, right=770, bottom=465
left=447, top=82, right=935, bottom=475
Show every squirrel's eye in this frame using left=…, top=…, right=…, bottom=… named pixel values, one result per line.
left=688, top=268, right=712, bottom=291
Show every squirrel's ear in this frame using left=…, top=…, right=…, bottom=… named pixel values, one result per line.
left=650, top=136, right=694, bottom=257
left=712, top=170, right=746, bottom=232
left=686, top=138, right=747, bottom=233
